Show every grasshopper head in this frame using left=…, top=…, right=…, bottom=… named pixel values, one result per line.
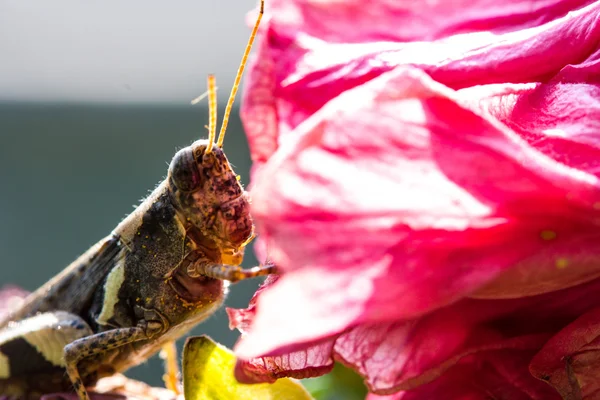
left=168, top=140, right=254, bottom=253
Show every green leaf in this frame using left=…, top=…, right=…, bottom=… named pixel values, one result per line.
left=183, top=335, right=315, bottom=400
left=302, top=362, right=368, bottom=400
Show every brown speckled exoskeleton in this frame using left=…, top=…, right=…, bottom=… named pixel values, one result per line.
left=0, top=2, right=274, bottom=399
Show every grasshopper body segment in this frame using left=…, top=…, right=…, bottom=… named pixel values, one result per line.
left=0, top=141, right=257, bottom=399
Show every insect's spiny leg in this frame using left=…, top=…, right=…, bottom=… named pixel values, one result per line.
left=206, top=74, right=218, bottom=154
left=216, top=0, right=264, bottom=148
left=192, top=261, right=278, bottom=283
left=160, top=341, right=181, bottom=395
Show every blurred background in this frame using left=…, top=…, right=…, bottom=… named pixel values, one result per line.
left=0, top=1, right=366, bottom=398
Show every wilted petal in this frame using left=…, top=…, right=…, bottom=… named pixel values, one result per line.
left=458, top=82, right=600, bottom=178
left=469, top=229, right=600, bottom=299
left=234, top=341, right=335, bottom=384
left=227, top=276, right=279, bottom=334
left=333, top=320, right=549, bottom=393
left=332, top=317, right=480, bottom=393
left=530, top=306, right=600, bottom=399
left=258, top=0, right=595, bottom=43
left=241, top=36, right=281, bottom=164
left=454, top=81, right=600, bottom=300
left=367, top=350, right=561, bottom=400
left=345, top=277, right=600, bottom=393
left=242, top=1, right=600, bottom=162
left=228, top=276, right=335, bottom=384
left=356, top=276, right=600, bottom=394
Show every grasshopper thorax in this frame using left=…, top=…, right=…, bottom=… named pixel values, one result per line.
left=168, top=139, right=253, bottom=256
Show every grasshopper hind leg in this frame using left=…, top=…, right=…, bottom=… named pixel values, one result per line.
left=0, top=311, right=93, bottom=398
left=64, top=326, right=152, bottom=400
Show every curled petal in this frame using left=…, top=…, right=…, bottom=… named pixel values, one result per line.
left=240, top=36, right=281, bottom=164
left=530, top=306, right=600, bottom=399
left=228, top=276, right=335, bottom=384
left=368, top=350, right=561, bottom=400
left=458, top=82, right=600, bottom=178
left=227, top=275, right=279, bottom=334
left=338, top=277, right=600, bottom=393
left=257, top=0, right=595, bottom=44
left=333, top=321, right=549, bottom=393
left=234, top=341, right=335, bottom=384
left=242, top=1, right=600, bottom=161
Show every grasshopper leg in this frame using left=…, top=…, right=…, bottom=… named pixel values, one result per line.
left=159, top=341, right=181, bottom=395
left=0, top=311, right=92, bottom=397
left=64, top=315, right=165, bottom=400
left=191, top=261, right=278, bottom=283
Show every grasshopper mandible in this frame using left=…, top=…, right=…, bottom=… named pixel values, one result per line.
left=0, top=1, right=273, bottom=399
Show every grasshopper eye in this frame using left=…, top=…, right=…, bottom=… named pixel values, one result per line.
left=169, top=148, right=202, bottom=192
left=222, top=207, right=236, bottom=220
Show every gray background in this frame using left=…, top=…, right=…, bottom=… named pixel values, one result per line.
left=0, top=0, right=262, bottom=387
left=0, top=0, right=257, bottom=104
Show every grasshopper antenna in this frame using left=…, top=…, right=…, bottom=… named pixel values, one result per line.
left=205, top=74, right=217, bottom=154
left=216, top=0, right=264, bottom=148
left=190, top=84, right=218, bottom=153
left=190, top=87, right=216, bottom=105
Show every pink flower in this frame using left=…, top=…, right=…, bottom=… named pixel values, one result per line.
left=231, top=0, right=600, bottom=398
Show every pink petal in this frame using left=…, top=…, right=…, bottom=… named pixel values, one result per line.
left=240, top=35, right=280, bottom=163
left=232, top=277, right=600, bottom=392
left=468, top=228, right=600, bottom=299
left=234, top=341, right=335, bottom=384
left=530, top=306, right=600, bottom=399
left=258, top=0, right=594, bottom=43
left=228, top=276, right=335, bottom=383
left=332, top=316, right=495, bottom=392
left=342, top=277, right=600, bottom=393
left=0, top=285, right=29, bottom=320
left=238, top=66, right=600, bottom=358
left=368, top=350, right=561, bottom=400
left=227, top=275, right=279, bottom=334
left=239, top=1, right=600, bottom=397
left=242, top=1, right=600, bottom=162
left=457, top=82, right=600, bottom=179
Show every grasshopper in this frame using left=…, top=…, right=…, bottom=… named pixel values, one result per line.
left=0, top=1, right=274, bottom=399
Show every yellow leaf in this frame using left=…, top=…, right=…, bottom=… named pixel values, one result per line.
left=183, top=335, right=314, bottom=400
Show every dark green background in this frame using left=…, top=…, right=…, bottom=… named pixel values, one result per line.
left=0, top=102, right=260, bottom=386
